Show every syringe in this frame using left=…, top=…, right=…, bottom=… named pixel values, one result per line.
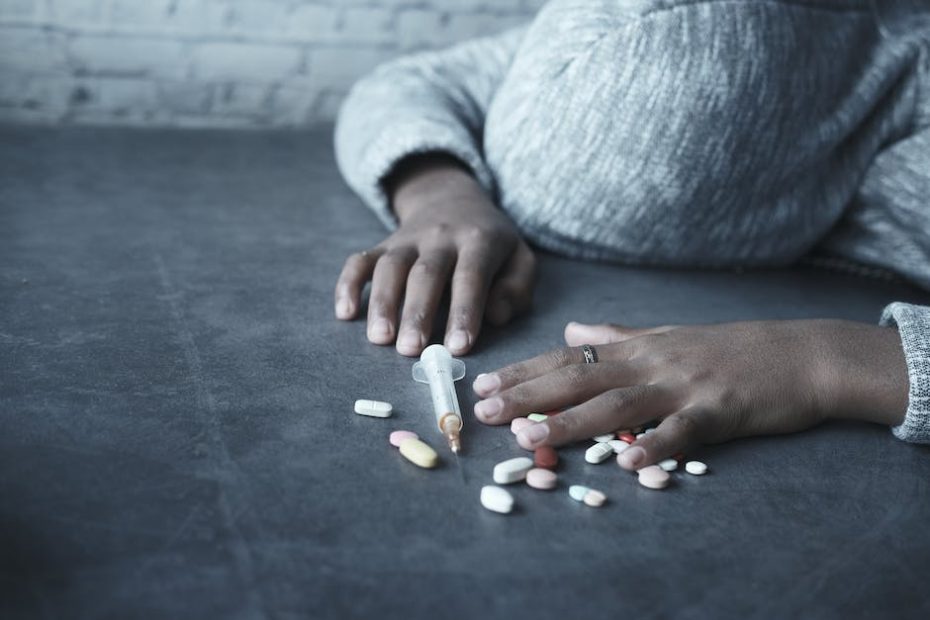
left=412, top=344, right=466, bottom=454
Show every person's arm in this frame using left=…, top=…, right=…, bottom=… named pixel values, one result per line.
left=881, top=303, right=930, bottom=442
left=334, top=26, right=526, bottom=229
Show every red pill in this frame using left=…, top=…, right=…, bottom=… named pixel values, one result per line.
left=534, top=446, right=559, bottom=470
left=618, top=433, right=636, bottom=444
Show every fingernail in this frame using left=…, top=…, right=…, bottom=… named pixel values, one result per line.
left=519, top=423, right=549, bottom=445
left=446, top=330, right=469, bottom=353
left=396, top=330, right=421, bottom=354
left=370, top=318, right=392, bottom=339
left=618, top=446, right=645, bottom=469
left=473, top=373, right=501, bottom=395
left=474, top=397, right=502, bottom=420
left=336, top=298, right=352, bottom=319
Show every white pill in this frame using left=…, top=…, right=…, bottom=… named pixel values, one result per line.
left=480, top=485, right=514, bottom=514
left=569, top=485, right=590, bottom=502
left=354, top=399, right=392, bottom=418
left=608, top=439, right=629, bottom=455
left=636, top=433, right=646, bottom=439
left=685, top=460, right=708, bottom=475
left=645, top=428, right=656, bottom=434
left=583, top=489, right=607, bottom=507
left=527, top=413, right=548, bottom=422
left=592, top=434, right=614, bottom=443
left=658, top=458, right=678, bottom=472
left=584, top=442, right=614, bottom=464
left=493, top=457, right=534, bottom=484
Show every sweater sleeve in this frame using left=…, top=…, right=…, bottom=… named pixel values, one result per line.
left=881, top=302, right=930, bottom=443
left=333, top=26, right=527, bottom=230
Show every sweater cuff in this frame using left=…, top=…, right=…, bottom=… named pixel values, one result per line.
left=350, top=121, right=496, bottom=231
left=880, top=301, right=930, bottom=443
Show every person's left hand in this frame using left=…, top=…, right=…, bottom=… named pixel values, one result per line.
left=472, top=319, right=908, bottom=470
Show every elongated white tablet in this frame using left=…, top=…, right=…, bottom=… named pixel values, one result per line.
left=493, top=457, right=534, bottom=484
left=585, top=442, right=614, bottom=464
left=608, top=439, right=629, bottom=455
left=480, top=485, right=514, bottom=514
left=354, top=399, right=392, bottom=418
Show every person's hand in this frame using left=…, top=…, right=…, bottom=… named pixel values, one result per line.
left=334, top=154, right=536, bottom=357
left=473, top=319, right=908, bottom=469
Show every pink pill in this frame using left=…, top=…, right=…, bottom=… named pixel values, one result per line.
left=510, top=417, right=533, bottom=434
left=583, top=490, right=607, bottom=507
left=637, top=465, right=670, bottom=490
left=525, top=468, right=557, bottom=490
left=389, top=430, right=419, bottom=448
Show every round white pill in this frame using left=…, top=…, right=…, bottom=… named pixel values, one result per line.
left=353, top=399, right=392, bottom=418
left=493, top=457, right=534, bottom=484
left=685, top=460, right=708, bottom=475
left=592, top=434, right=614, bottom=443
left=569, top=485, right=590, bottom=502
left=658, top=458, right=678, bottom=472
left=584, top=442, right=614, bottom=464
left=480, top=485, right=514, bottom=514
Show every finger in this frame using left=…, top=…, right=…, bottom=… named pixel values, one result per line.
left=395, top=249, right=455, bottom=356
left=564, top=322, right=674, bottom=347
left=617, top=408, right=719, bottom=470
left=473, top=360, right=645, bottom=424
left=473, top=341, right=634, bottom=398
left=444, top=243, right=508, bottom=355
left=515, top=384, right=670, bottom=450
left=485, top=243, right=536, bottom=326
left=334, top=250, right=381, bottom=320
left=366, top=248, right=417, bottom=345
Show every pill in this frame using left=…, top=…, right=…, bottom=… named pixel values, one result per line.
left=493, top=457, right=534, bottom=484
left=584, top=442, right=614, bottom=464
left=398, top=438, right=439, bottom=469
left=583, top=489, right=607, bottom=507
left=389, top=430, right=418, bottom=447
left=354, top=399, right=393, bottom=418
left=658, top=458, right=678, bottom=472
left=636, top=433, right=646, bottom=439
left=637, top=465, right=670, bottom=490
left=569, top=485, right=590, bottom=501
left=526, top=468, right=557, bottom=490
left=534, top=445, right=559, bottom=469
left=510, top=417, right=533, bottom=434
left=480, top=485, right=514, bottom=514
left=608, top=439, right=629, bottom=455
left=592, top=434, right=614, bottom=443
left=685, top=460, right=708, bottom=475
left=618, top=433, right=636, bottom=444
left=645, top=428, right=656, bottom=434
left=527, top=413, right=548, bottom=422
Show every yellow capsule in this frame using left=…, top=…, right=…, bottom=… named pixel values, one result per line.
left=398, top=438, right=439, bottom=469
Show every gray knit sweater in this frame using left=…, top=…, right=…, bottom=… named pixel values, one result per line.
left=334, top=0, right=930, bottom=442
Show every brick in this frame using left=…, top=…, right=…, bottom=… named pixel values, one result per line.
left=47, top=0, right=108, bottom=29
left=223, top=1, right=292, bottom=36
left=310, top=89, right=346, bottom=124
left=66, top=37, right=189, bottom=79
left=212, top=82, right=272, bottom=116
left=193, top=43, right=302, bottom=81
left=0, top=72, right=70, bottom=114
left=340, top=7, right=393, bottom=44
left=0, top=0, right=40, bottom=23
left=309, top=47, right=392, bottom=91
left=0, top=27, right=68, bottom=73
left=268, top=82, right=317, bottom=125
left=395, top=9, right=446, bottom=50
left=286, top=4, right=340, bottom=42
left=157, top=81, right=213, bottom=115
left=69, top=77, right=158, bottom=115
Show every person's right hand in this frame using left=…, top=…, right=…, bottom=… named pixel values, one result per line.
left=334, top=154, right=536, bottom=357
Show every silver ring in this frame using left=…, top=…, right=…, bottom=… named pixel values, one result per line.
left=582, top=344, right=598, bottom=364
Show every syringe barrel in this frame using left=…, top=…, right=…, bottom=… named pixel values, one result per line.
left=414, top=344, right=465, bottom=430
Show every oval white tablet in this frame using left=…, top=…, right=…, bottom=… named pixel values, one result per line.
left=685, top=461, right=708, bottom=475
left=480, top=485, right=514, bottom=514
left=658, top=458, right=678, bottom=472
left=592, top=434, right=614, bottom=443
left=608, top=440, right=629, bottom=455
left=492, top=457, right=534, bottom=484
left=354, top=399, right=392, bottom=418
left=585, top=442, right=614, bottom=464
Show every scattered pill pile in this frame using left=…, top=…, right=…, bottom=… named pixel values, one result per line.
left=356, top=401, right=711, bottom=516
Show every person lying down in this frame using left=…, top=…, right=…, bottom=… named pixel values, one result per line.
left=332, top=0, right=930, bottom=469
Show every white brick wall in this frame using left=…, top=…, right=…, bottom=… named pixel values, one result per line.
left=0, top=0, right=546, bottom=128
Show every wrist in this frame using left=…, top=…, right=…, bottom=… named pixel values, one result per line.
left=384, top=154, right=490, bottom=222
